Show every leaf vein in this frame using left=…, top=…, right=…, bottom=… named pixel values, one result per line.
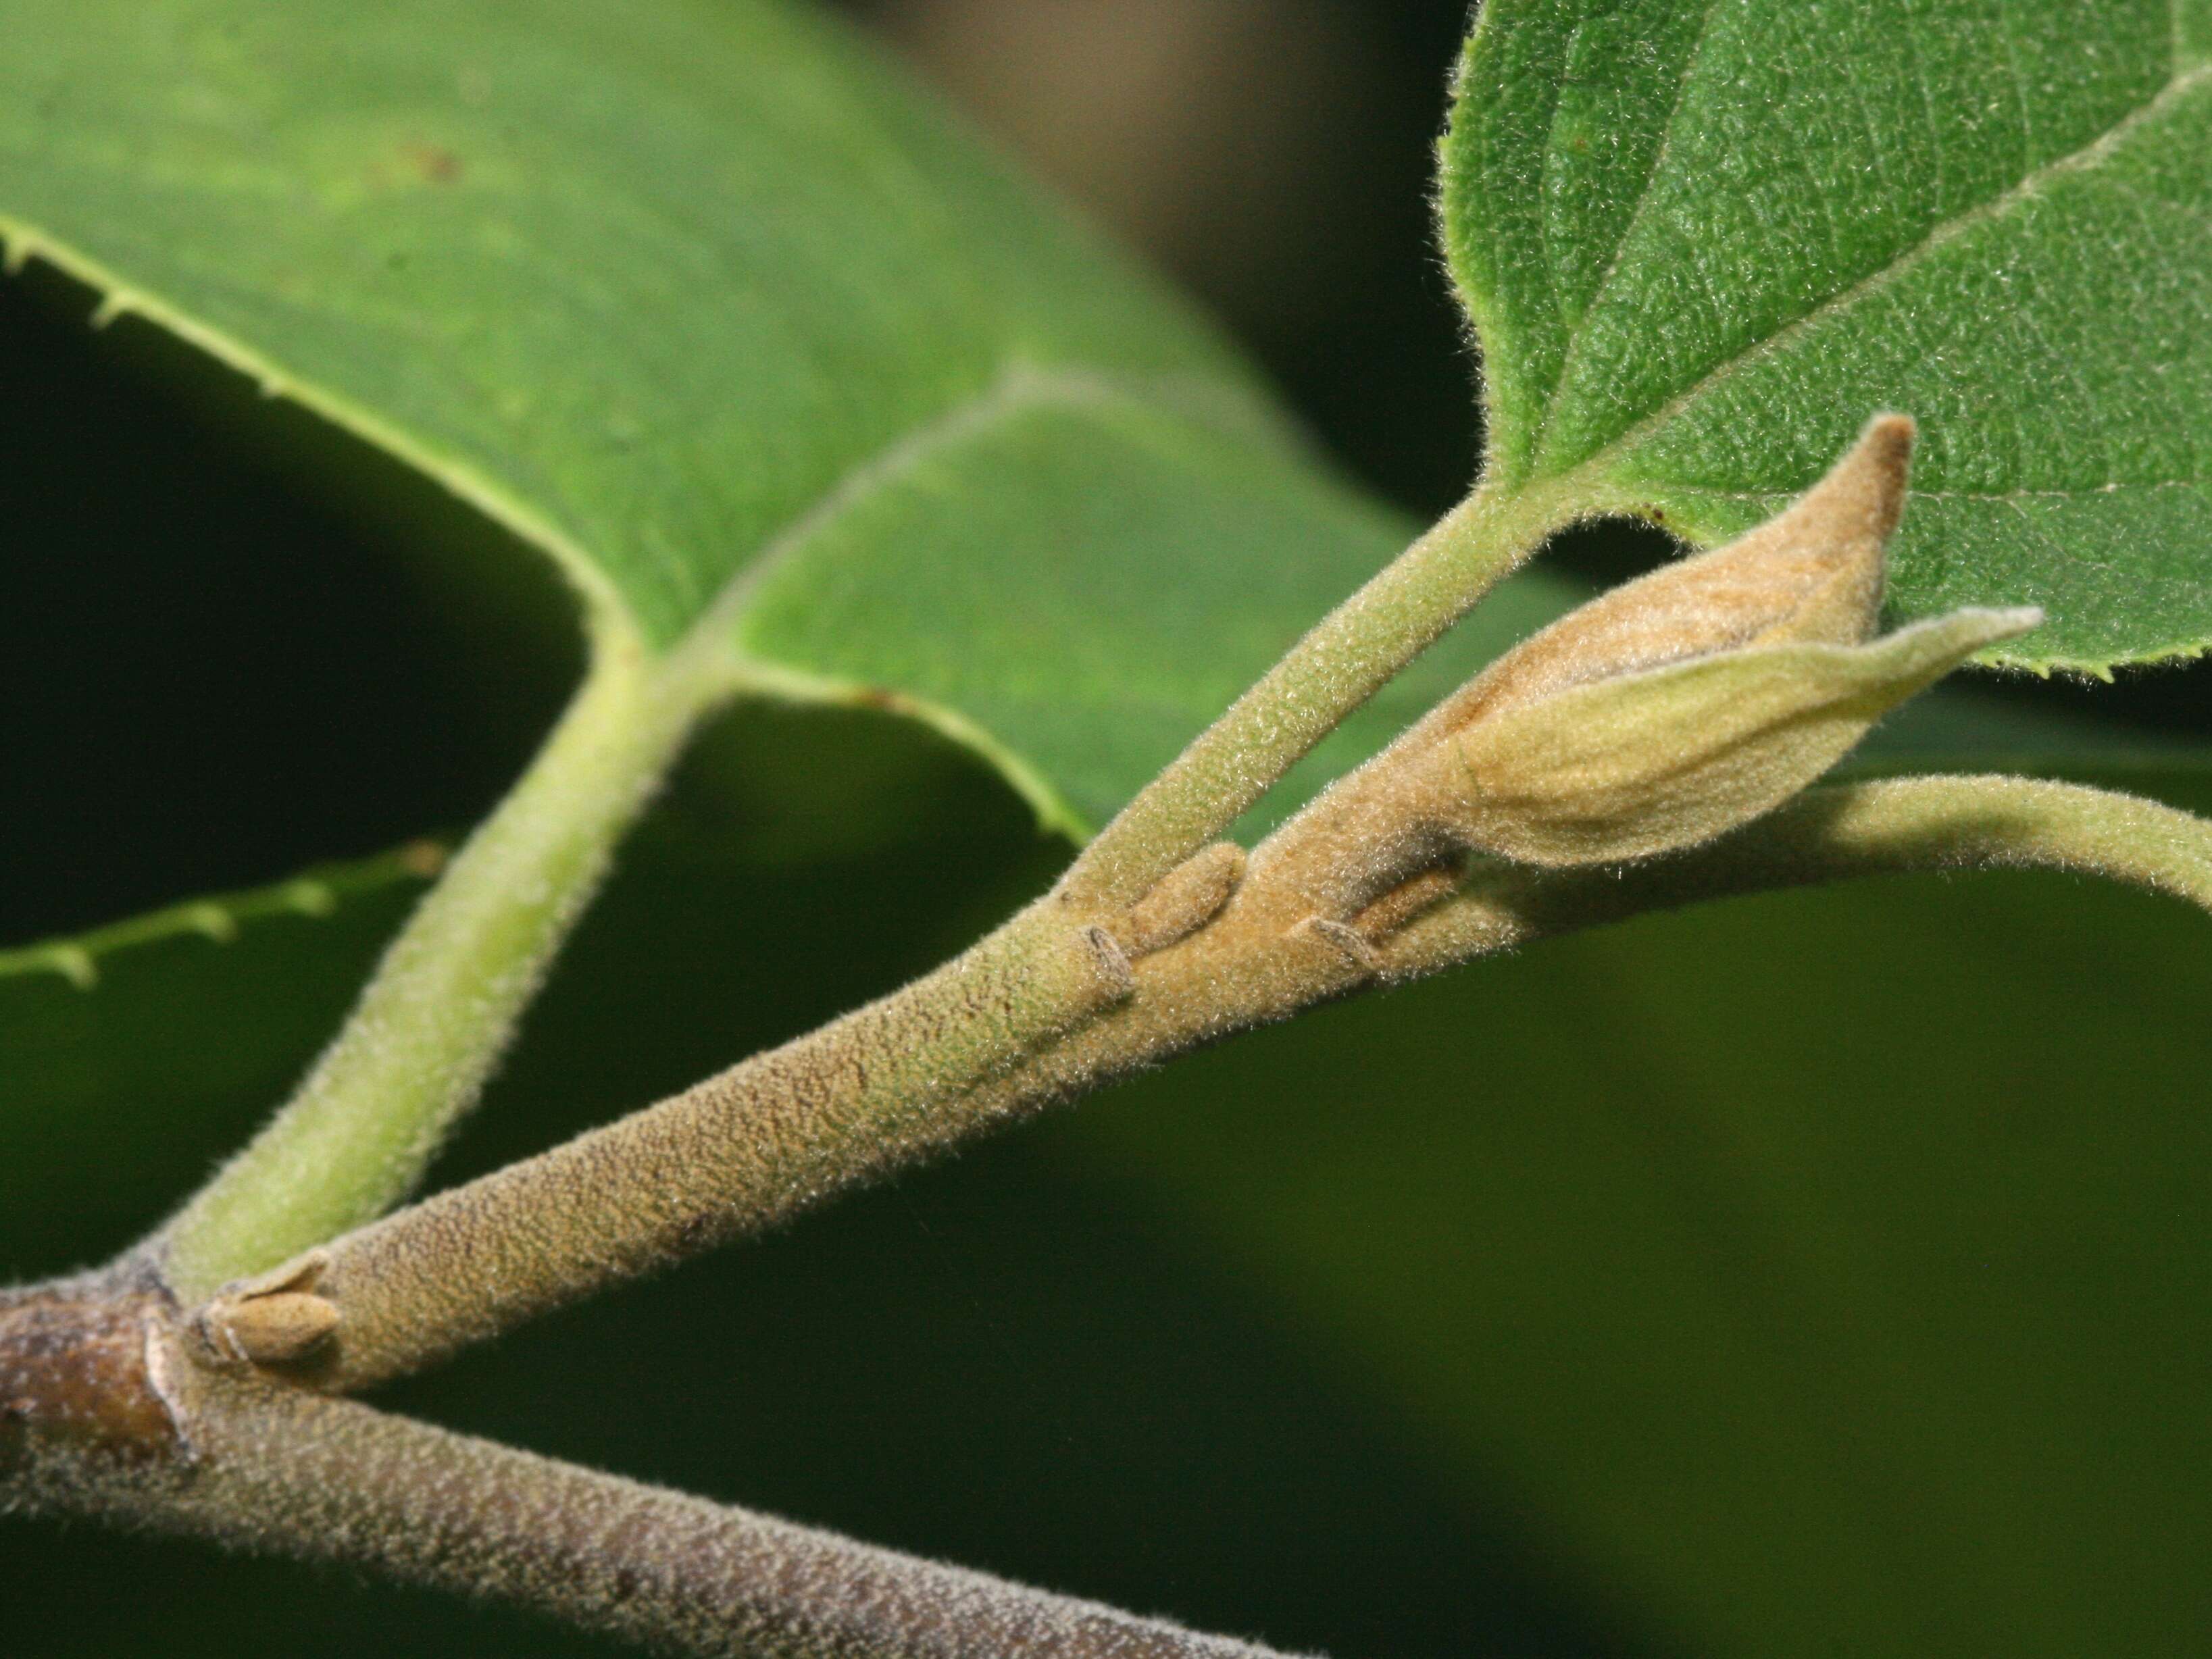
left=1588, top=61, right=2212, bottom=476
left=690, top=363, right=1191, bottom=652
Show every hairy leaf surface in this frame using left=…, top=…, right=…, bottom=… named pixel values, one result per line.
left=1444, top=0, right=2212, bottom=670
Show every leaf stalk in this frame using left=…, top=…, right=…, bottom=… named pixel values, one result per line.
left=1059, top=472, right=1583, bottom=912
left=157, top=624, right=700, bottom=1302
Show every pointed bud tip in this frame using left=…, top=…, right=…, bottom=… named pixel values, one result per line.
left=1860, top=411, right=1917, bottom=467
left=1413, top=413, right=1929, bottom=740
left=1801, top=413, right=1916, bottom=549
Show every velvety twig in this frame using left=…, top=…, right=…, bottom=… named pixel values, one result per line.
left=948, top=777, right=2212, bottom=1140
left=289, top=910, right=1133, bottom=1390
left=1390, top=772, right=2212, bottom=968
left=3, top=1289, right=1301, bottom=1659
left=192, top=1394, right=1301, bottom=1659
left=257, top=430, right=2212, bottom=1398
left=284, top=767, right=2212, bottom=1401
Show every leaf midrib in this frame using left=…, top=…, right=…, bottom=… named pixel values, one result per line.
left=1541, top=52, right=2212, bottom=488
left=696, top=363, right=1192, bottom=646
left=695, top=361, right=1228, bottom=840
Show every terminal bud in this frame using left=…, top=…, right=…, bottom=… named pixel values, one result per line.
left=1430, top=413, right=1914, bottom=742
left=1426, top=603, right=2040, bottom=866
left=1262, top=416, right=2042, bottom=913
left=1417, top=416, right=2040, bottom=865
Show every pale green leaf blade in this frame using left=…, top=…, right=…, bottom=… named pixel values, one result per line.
left=718, top=373, right=1419, bottom=834
left=1444, top=0, right=2212, bottom=671
left=0, top=0, right=1405, bottom=832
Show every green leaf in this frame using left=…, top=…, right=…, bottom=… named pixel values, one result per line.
left=0, top=0, right=1407, bottom=835
left=1071, top=808, right=2212, bottom=1658
left=1442, top=0, right=2212, bottom=673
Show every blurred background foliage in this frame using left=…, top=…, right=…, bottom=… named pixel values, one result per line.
left=5, top=3, right=2211, bottom=1656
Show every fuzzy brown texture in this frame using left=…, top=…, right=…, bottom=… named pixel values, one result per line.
left=1397, top=602, right=2036, bottom=865
left=172, top=1385, right=1300, bottom=1658
left=9, top=1298, right=1301, bottom=1659
left=272, top=423, right=2173, bottom=1411
left=1381, top=772, right=2212, bottom=956
left=1258, top=416, right=1910, bottom=920
left=945, top=775, right=2212, bottom=1148
left=1417, top=415, right=1907, bottom=741
left=1345, top=861, right=1467, bottom=942
left=11, top=774, right=2203, bottom=1659
left=16, top=404, right=2206, bottom=1659
left=1117, top=842, right=1247, bottom=956
left=287, top=909, right=1134, bottom=1392
left=0, top=1274, right=183, bottom=1482
left=16, top=552, right=2209, bottom=1659
left=195, top=1252, right=341, bottom=1367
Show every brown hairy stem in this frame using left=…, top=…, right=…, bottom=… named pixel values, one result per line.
left=68, top=428, right=2199, bottom=1659
left=213, top=432, right=2207, bottom=1400
left=1386, top=771, right=2212, bottom=961
left=5, top=1294, right=1299, bottom=1659
left=174, top=1381, right=1303, bottom=1659
left=954, top=776, right=2212, bottom=1133
left=1, top=1275, right=186, bottom=1483
left=20, top=436, right=2212, bottom=1659
left=32, top=775, right=2194, bottom=1659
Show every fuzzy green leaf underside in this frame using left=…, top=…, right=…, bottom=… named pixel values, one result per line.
left=0, top=0, right=1410, bottom=836
left=1444, top=0, right=2212, bottom=671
